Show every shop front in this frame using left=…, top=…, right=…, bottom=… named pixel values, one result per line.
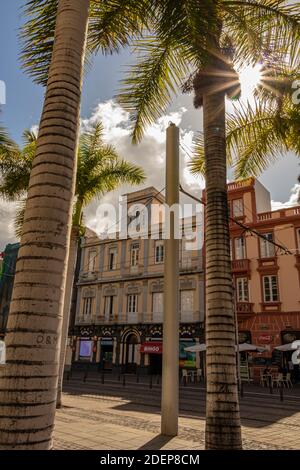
left=140, top=341, right=162, bottom=375
left=100, top=338, right=114, bottom=370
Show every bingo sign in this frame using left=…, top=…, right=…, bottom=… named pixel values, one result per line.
left=258, top=334, right=273, bottom=344
left=140, top=342, right=162, bottom=354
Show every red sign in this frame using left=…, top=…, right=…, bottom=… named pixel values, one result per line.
left=258, top=334, right=273, bottom=344
left=140, top=342, right=162, bottom=354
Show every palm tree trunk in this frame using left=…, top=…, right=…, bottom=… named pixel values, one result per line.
left=0, top=0, right=90, bottom=450
left=203, top=91, right=242, bottom=450
left=56, top=227, right=79, bottom=409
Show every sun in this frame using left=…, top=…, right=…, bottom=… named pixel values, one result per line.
left=239, top=64, right=262, bottom=100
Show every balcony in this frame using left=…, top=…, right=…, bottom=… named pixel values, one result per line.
left=76, top=315, right=93, bottom=325
left=231, top=259, right=250, bottom=273
left=180, top=258, right=201, bottom=273
left=79, top=271, right=98, bottom=282
left=236, top=302, right=254, bottom=316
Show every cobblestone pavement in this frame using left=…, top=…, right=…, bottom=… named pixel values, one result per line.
left=53, top=389, right=300, bottom=450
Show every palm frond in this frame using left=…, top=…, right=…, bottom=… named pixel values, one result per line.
left=19, top=0, right=58, bottom=86
left=227, top=101, right=290, bottom=177
left=88, top=0, right=152, bottom=54
left=14, top=199, right=27, bottom=239
left=117, top=36, right=190, bottom=143
left=223, top=0, right=300, bottom=66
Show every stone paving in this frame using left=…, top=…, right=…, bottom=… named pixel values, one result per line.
left=53, top=391, right=300, bottom=450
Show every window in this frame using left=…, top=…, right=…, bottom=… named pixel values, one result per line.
left=104, top=296, right=114, bottom=320
left=233, top=199, right=244, bottom=217
left=83, top=297, right=93, bottom=316
left=155, top=241, right=164, bottom=263
left=230, top=239, right=233, bottom=260
left=88, top=250, right=96, bottom=272
left=297, top=228, right=300, bottom=252
left=260, top=233, right=275, bottom=258
left=131, top=245, right=139, bottom=267
left=234, top=237, right=246, bottom=260
left=109, top=248, right=117, bottom=270
left=152, top=292, right=163, bottom=322
left=236, top=277, right=249, bottom=302
left=127, top=294, right=138, bottom=314
left=180, top=290, right=194, bottom=322
left=263, top=275, right=279, bottom=302
left=180, top=290, right=194, bottom=313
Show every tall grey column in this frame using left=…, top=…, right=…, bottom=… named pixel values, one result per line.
left=161, top=123, right=180, bottom=436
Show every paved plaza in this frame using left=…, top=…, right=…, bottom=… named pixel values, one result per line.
left=53, top=375, right=300, bottom=450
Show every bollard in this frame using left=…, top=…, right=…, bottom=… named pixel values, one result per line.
left=280, top=385, right=284, bottom=402
left=136, top=372, right=139, bottom=383
left=157, top=375, right=160, bottom=385
left=149, top=375, right=153, bottom=389
left=123, top=374, right=126, bottom=387
left=240, top=382, right=244, bottom=398
left=101, top=372, right=105, bottom=384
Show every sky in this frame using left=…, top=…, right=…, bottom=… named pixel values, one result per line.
left=0, top=0, right=299, bottom=249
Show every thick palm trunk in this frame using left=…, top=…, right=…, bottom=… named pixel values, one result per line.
left=56, top=227, right=79, bottom=408
left=203, top=91, right=242, bottom=450
left=0, top=0, right=90, bottom=450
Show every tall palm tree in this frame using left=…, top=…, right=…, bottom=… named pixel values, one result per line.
left=0, top=0, right=92, bottom=450
left=0, top=0, right=152, bottom=450
left=112, top=1, right=300, bottom=450
left=0, top=123, right=145, bottom=408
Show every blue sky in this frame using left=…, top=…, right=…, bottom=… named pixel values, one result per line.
left=0, top=1, right=299, bottom=248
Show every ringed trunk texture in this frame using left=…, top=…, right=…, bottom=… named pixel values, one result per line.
left=0, top=0, right=90, bottom=450
left=56, top=227, right=79, bottom=409
left=203, top=92, right=242, bottom=450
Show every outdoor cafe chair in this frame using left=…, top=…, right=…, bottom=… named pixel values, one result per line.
left=260, top=370, right=269, bottom=387
left=181, top=369, right=189, bottom=385
left=196, top=368, right=202, bottom=383
left=283, top=372, right=293, bottom=388
left=272, top=372, right=284, bottom=388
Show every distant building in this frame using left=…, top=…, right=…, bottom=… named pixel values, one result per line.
left=0, top=243, right=19, bottom=337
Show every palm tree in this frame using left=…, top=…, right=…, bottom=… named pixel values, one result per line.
left=112, top=1, right=300, bottom=450
left=0, top=123, right=145, bottom=408
left=0, top=0, right=151, bottom=450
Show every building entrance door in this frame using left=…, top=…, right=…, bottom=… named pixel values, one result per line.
left=125, top=334, right=138, bottom=373
left=149, top=353, right=162, bottom=375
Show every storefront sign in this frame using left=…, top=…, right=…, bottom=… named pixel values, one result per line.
left=258, top=334, right=273, bottom=344
left=140, top=342, right=162, bottom=354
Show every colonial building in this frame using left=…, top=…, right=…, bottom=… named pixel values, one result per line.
left=70, top=187, right=205, bottom=374
left=226, top=178, right=300, bottom=364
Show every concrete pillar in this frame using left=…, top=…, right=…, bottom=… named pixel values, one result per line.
left=161, top=123, right=180, bottom=436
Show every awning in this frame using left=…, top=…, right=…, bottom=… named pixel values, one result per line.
left=140, top=342, right=162, bottom=354
left=184, top=343, right=267, bottom=353
left=275, top=340, right=300, bottom=352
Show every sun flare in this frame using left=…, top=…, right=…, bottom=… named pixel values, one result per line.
left=239, top=64, right=262, bottom=99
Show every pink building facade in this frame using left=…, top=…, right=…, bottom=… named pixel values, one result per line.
left=226, top=178, right=300, bottom=364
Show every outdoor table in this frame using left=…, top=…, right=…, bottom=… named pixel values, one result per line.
left=187, top=370, right=197, bottom=382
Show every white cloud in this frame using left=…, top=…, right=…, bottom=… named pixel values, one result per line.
left=0, top=201, right=18, bottom=250
left=271, top=184, right=300, bottom=211
left=81, top=99, right=203, bottom=236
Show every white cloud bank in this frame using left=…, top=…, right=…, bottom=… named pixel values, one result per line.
left=271, top=183, right=300, bottom=211
left=0, top=99, right=299, bottom=248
